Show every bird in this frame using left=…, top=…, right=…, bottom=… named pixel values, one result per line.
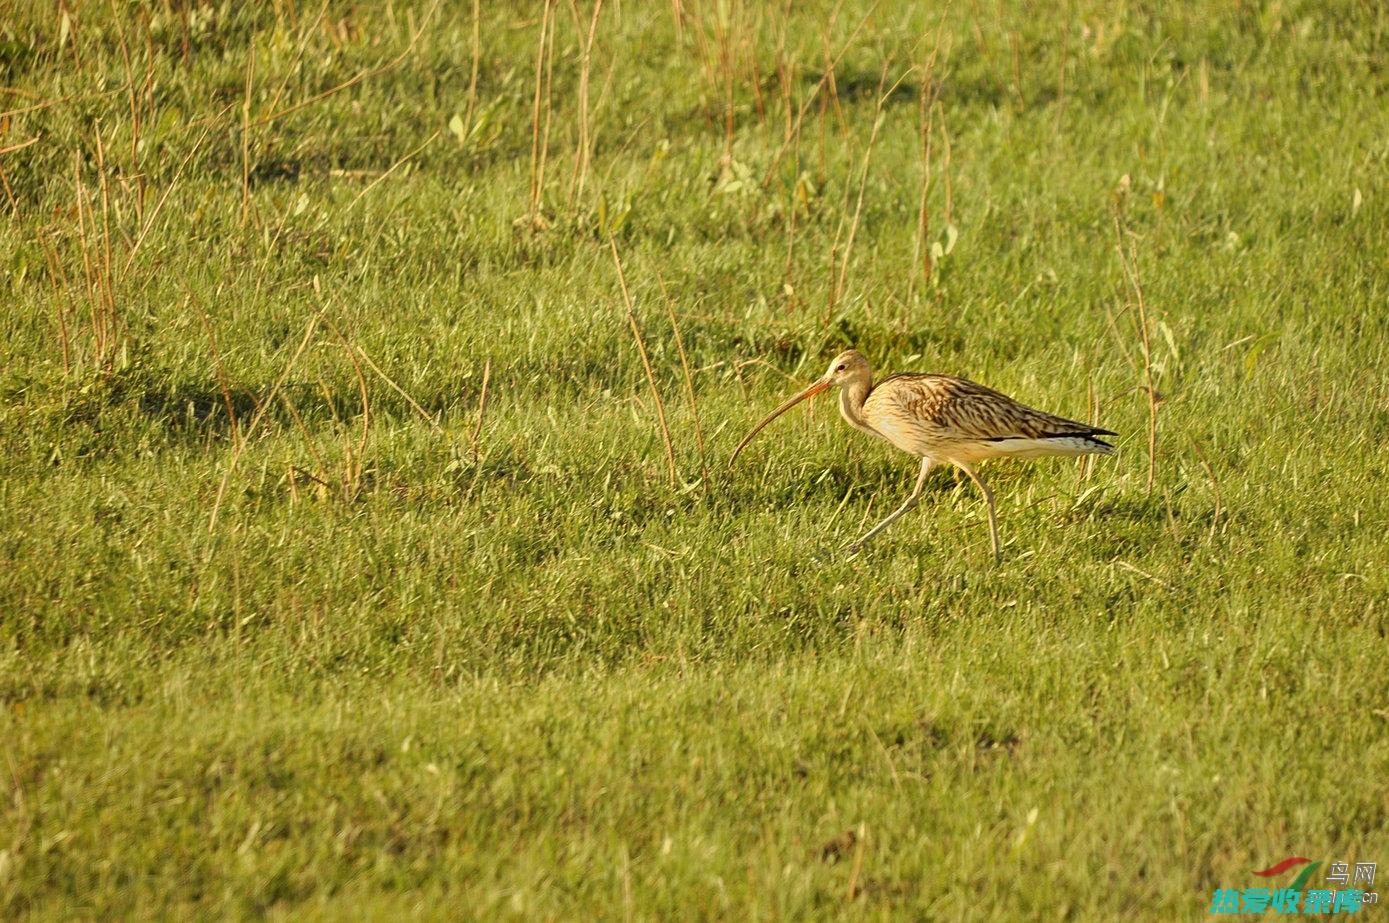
left=730, top=349, right=1116, bottom=562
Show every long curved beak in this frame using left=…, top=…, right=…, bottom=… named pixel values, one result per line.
left=730, top=377, right=832, bottom=466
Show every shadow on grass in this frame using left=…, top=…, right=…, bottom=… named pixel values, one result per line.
left=19, top=367, right=485, bottom=443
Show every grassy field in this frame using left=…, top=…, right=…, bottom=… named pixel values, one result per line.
left=3, top=0, right=1389, bottom=918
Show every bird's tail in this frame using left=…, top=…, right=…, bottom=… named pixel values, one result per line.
left=983, top=432, right=1116, bottom=458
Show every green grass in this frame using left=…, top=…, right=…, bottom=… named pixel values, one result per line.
left=3, top=0, right=1388, bottom=918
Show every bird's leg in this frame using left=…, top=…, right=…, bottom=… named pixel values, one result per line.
left=955, top=461, right=1001, bottom=564
left=847, top=458, right=934, bottom=554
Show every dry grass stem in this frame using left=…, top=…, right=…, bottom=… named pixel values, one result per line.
left=567, top=0, right=604, bottom=205
left=831, top=62, right=904, bottom=313
left=1112, top=203, right=1160, bottom=492
left=189, top=290, right=243, bottom=449
left=209, top=310, right=323, bottom=532
left=240, top=36, right=255, bottom=226
left=469, top=359, right=492, bottom=460
left=657, top=272, right=709, bottom=485
left=0, top=136, right=42, bottom=157
left=911, top=25, right=948, bottom=293
left=279, top=392, right=330, bottom=491
left=610, top=237, right=678, bottom=487
left=125, top=107, right=229, bottom=274
left=759, top=0, right=872, bottom=188
left=348, top=344, right=444, bottom=434
left=252, top=0, right=438, bottom=128
left=36, top=228, right=74, bottom=374
left=1191, top=440, right=1223, bottom=540
left=325, top=317, right=373, bottom=500
left=465, top=0, right=482, bottom=131
left=527, top=0, right=557, bottom=223
left=347, top=129, right=440, bottom=212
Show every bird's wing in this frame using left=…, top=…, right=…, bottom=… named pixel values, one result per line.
left=876, top=374, right=1115, bottom=442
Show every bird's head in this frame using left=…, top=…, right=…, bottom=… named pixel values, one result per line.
left=820, top=349, right=871, bottom=388
left=730, top=348, right=873, bottom=465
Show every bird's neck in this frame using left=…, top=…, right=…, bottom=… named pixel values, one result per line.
left=838, top=378, right=877, bottom=437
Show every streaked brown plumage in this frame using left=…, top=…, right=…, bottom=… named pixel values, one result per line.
left=730, top=349, right=1117, bottom=561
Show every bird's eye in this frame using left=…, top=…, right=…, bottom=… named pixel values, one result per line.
left=836, top=364, right=845, bottom=372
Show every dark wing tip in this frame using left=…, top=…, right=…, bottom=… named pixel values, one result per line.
left=1034, top=430, right=1117, bottom=445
